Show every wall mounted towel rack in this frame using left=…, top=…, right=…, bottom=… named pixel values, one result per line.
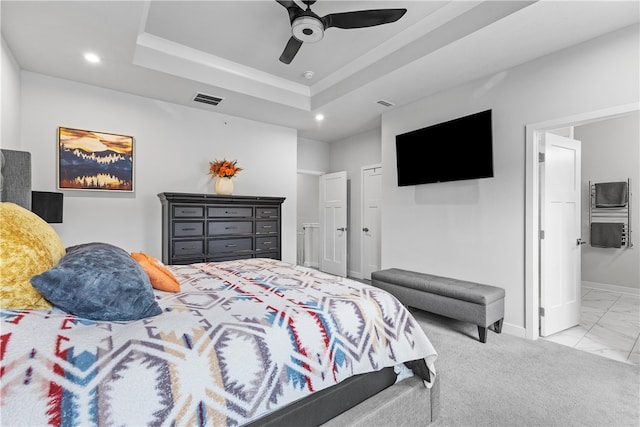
left=589, top=179, right=632, bottom=248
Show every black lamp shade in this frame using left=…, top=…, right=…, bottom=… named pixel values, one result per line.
left=31, top=191, right=63, bottom=223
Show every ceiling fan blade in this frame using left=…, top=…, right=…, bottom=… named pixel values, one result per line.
left=276, top=0, right=304, bottom=22
left=279, top=36, right=303, bottom=64
left=321, top=9, right=407, bottom=29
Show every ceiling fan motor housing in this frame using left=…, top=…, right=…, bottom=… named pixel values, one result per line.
left=292, top=16, right=324, bottom=43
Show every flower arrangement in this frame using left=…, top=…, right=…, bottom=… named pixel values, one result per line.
left=209, top=159, right=242, bottom=179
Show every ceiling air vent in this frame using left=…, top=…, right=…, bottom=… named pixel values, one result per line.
left=193, top=92, right=224, bottom=106
left=376, top=99, right=395, bottom=107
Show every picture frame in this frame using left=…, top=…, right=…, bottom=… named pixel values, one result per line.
left=57, top=127, right=134, bottom=192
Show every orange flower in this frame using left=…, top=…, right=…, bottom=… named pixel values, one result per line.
left=209, top=159, right=242, bottom=178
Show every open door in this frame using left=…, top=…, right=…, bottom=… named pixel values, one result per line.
left=362, top=165, right=382, bottom=280
left=540, top=132, right=582, bottom=336
left=320, top=171, right=347, bottom=277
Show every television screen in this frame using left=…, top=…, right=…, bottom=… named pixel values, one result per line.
left=395, top=109, right=494, bottom=186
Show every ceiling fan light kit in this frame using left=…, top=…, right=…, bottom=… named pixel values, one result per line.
left=276, top=0, right=407, bottom=64
left=292, top=16, right=324, bottom=42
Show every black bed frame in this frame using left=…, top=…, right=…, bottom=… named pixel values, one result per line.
left=245, top=367, right=397, bottom=426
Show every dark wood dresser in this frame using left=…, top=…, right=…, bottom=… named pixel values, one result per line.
left=158, top=193, right=285, bottom=265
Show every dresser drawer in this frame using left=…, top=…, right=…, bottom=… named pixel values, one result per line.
left=255, top=221, right=278, bottom=235
left=208, top=207, right=252, bottom=218
left=173, top=205, right=204, bottom=218
left=255, top=236, right=279, bottom=252
left=208, top=221, right=252, bottom=236
left=173, top=240, right=204, bottom=257
left=174, top=221, right=204, bottom=237
left=256, top=207, right=279, bottom=218
left=208, top=237, right=253, bottom=254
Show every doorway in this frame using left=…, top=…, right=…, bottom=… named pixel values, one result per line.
left=525, top=103, right=638, bottom=340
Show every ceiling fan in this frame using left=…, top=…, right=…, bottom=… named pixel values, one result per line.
left=276, top=0, right=407, bottom=64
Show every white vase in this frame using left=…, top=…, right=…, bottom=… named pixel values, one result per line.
left=214, top=177, right=234, bottom=195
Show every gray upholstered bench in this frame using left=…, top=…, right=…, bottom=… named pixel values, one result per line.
left=371, top=268, right=505, bottom=343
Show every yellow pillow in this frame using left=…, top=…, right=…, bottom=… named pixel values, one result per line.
left=131, top=252, right=180, bottom=293
left=0, top=202, right=66, bottom=309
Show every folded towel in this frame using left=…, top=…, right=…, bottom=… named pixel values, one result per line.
left=590, top=223, right=623, bottom=248
left=595, top=181, right=628, bottom=207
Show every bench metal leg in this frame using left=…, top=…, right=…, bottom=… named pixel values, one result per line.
left=477, top=326, right=488, bottom=343
left=478, top=318, right=504, bottom=342
left=492, top=318, right=504, bottom=334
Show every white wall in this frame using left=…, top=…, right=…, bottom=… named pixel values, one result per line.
left=20, top=72, right=298, bottom=263
left=298, top=137, right=329, bottom=174
left=577, top=112, right=639, bottom=291
left=381, top=25, right=639, bottom=335
left=1, top=37, right=21, bottom=148
left=296, top=137, right=329, bottom=264
left=329, top=128, right=381, bottom=278
left=296, top=136, right=329, bottom=228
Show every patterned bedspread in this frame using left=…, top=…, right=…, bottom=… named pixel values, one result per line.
left=1, top=258, right=437, bottom=426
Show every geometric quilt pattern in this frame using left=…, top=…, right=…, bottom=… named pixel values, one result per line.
left=1, top=258, right=437, bottom=426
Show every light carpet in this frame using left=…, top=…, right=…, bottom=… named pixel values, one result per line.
left=411, top=308, right=640, bottom=427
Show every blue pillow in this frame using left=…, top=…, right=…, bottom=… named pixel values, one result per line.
left=31, top=242, right=162, bottom=321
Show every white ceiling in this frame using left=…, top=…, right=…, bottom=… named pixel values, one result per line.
left=2, top=1, right=638, bottom=142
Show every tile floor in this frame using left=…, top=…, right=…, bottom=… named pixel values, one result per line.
left=543, top=288, right=640, bottom=365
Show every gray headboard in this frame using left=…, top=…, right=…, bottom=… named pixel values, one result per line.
left=0, top=149, right=32, bottom=210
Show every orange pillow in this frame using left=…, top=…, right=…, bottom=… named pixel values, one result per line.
left=131, top=252, right=180, bottom=293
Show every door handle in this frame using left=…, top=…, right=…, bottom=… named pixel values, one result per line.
left=337, top=227, right=346, bottom=232
left=577, top=238, right=586, bottom=245
left=363, top=227, right=369, bottom=232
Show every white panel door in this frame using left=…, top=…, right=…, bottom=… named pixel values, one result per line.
left=540, top=132, right=582, bottom=337
left=320, top=171, right=347, bottom=277
left=362, top=165, right=382, bottom=280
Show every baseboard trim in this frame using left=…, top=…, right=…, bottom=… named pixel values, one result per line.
left=582, top=281, right=640, bottom=296
left=348, top=270, right=363, bottom=280
left=502, top=322, right=526, bottom=339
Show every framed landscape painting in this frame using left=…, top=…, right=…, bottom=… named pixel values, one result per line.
left=58, top=127, right=134, bottom=192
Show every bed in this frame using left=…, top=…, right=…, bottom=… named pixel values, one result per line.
left=0, top=149, right=439, bottom=426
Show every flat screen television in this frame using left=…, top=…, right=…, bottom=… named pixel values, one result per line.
left=395, top=109, right=494, bottom=186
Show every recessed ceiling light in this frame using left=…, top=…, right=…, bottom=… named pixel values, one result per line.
left=84, top=53, right=101, bottom=64
left=315, top=114, right=325, bottom=121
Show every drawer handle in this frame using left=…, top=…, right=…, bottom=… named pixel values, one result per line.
left=261, top=225, right=273, bottom=229
left=226, top=244, right=237, bottom=248
left=182, top=210, right=197, bottom=214
left=182, top=227, right=196, bottom=231
left=261, top=241, right=273, bottom=245
left=262, top=210, right=273, bottom=214
left=225, top=226, right=237, bottom=230
left=225, top=211, right=238, bottom=214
